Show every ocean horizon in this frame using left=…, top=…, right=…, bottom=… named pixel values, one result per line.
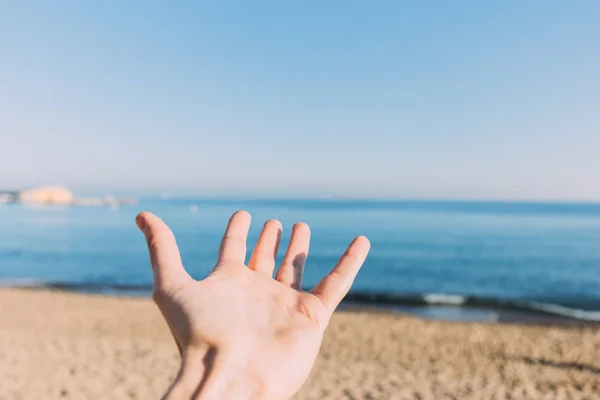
left=2, top=197, right=600, bottom=323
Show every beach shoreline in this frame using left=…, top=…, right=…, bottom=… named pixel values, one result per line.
left=4, top=281, right=599, bottom=327
left=1, top=288, right=598, bottom=399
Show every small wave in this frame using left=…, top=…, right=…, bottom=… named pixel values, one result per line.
left=524, top=301, right=600, bottom=322
left=0, top=278, right=45, bottom=287
left=2, top=280, right=599, bottom=323
left=0, top=280, right=153, bottom=294
left=423, top=294, right=466, bottom=305
left=343, top=292, right=600, bottom=322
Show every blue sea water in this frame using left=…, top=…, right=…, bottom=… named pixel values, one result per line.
left=1, top=199, right=600, bottom=321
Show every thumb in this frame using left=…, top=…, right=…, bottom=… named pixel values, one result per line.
left=136, top=211, right=190, bottom=292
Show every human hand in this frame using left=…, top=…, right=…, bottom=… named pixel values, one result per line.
left=136, top=210, right=370, bottom=400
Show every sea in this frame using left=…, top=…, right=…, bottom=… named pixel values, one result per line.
left=1, top=198, right=600, bottom=323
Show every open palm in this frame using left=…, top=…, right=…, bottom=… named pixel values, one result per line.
left=137, top=210, right=370, bottom=400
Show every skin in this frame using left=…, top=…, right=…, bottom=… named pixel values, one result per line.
left=136, top=210, right=370, bottom=400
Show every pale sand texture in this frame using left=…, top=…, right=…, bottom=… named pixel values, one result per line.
left=0, top=289, right=599, bottom=399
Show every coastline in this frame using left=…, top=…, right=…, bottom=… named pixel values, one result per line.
left=3, top=280, right=599, bottom=326
left=1, top=288, right=598, bottom=399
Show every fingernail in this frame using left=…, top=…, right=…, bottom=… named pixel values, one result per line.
left=135, top=214, right=146, bottom=232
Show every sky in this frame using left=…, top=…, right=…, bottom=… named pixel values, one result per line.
left=1, top=1, right=599, bottom=200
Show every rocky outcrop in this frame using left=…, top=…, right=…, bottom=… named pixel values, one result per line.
left=0, top=186, right=137, bottom=206
left=16, top=186, right=75, bottom=205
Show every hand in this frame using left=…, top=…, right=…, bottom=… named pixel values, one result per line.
left=136, top=210, right=370, bottom=400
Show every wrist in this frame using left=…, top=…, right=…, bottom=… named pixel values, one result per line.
left=166, top=347, right=268, bottom=400
left=195, top=365, right=265, bottom=400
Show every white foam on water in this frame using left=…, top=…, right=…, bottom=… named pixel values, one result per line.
left=423, top=293, right=466, bottom=305
left=527, top=301, right=600, bottom=322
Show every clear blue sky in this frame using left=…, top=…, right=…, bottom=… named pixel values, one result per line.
left=1, top=1, right=599, bottom=200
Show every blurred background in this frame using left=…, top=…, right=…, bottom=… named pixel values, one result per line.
left=2, top=0, right=599, bottom=320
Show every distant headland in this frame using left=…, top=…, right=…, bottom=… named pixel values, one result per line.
left=0, top=186, right=137, bottom=207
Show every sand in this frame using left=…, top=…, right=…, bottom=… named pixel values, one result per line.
left=0, top=289, right=598, bottom=400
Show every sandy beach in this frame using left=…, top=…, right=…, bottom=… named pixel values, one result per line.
left=0, top=289, right=598, bottom=399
